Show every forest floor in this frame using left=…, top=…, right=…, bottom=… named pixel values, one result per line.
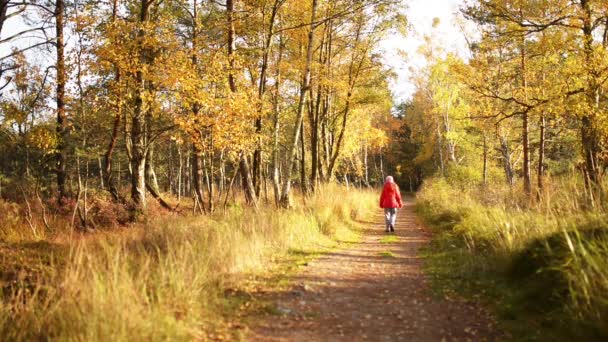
left=245, top=200, right=503, bottom=342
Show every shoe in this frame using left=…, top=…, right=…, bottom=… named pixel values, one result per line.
left=390, top=224, right=395, bottom=232
left=385, top=228, right=390, bottom=232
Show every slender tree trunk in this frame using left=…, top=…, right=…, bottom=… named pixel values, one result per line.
left=482, top=134, right=488, bottom=186
left=309, top=87, right=321, bottom=191
left=190, top=0, right=208, bottom=213
left=206, top=147, right=214, bottom=212
left=520, top=6, right=531, bottom=196
left=104, top=105, right=122, bottom=200
left=55, top=0, right=68, bottom=201
left=309, top=23, right=327, bottom=191
left=364, top=143, right=369, bottom=186
left=239, top=156, right=257, bottom=205
left=279, top=0, right=318, bottom=208
left=300, top=119, right=308, bottom=195
left=219, top=150, right=225, bottom=197
left=319, top=22, right=333, bottom=182
left=436, top=122, right=445, bottom=177
left=326, top=19, right=367, bottom=179
left=98, top=157, right=104, bottom=188
left=227, top=0, right=258, bottom=207
left=580, top=0, right=602, bottom=185
left=124, top=111, right=133, bottom=177
left=320, top=103, right=330, bottom=181
left=444, top=102, right=457, bottom=163
left=499, top=133, right=515, bottom=186
left=0, top=0, right=8, bottom=35
left=146, top=144, right=173, bottom=210
left=522, top=109, right=531, bottom=194
left=538, top=114, right=546, bottom=194
left=130, top=0, right=152, bottom=212
left=271, top=35, right=284, bottom=206
left=168, top=147, right=174, bottom=193
left=253, top=0, right=282, bottom=198
left=379, top=150, right=384, bottom=180
left=192, top=144, right=207, bottom=214
left=103, top=0, right=122, bottom=201
left=178, top=145, right=183, bottom=201
left=185, top=147, right=191, bottom=196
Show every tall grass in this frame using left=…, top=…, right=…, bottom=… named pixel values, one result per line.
left=0, top=184, right=377, bottom=340
left=416, top=176, right=608, bottom=338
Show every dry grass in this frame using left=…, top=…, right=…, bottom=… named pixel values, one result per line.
left=0, top=184, right=377, bottom=341
left=416, top=176, right=608, bottom=338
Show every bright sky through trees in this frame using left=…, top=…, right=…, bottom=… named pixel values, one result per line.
left=381, top=0, right=469, bottom=101
left=0, top=0, right=469, bottom=102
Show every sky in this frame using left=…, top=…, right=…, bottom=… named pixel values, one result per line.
left=381, top=0, right=470, bottom=102
left=1, top=0, right=470, bottom=103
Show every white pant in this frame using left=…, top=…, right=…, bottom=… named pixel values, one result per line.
left=384, top=208, right=397, bottom=229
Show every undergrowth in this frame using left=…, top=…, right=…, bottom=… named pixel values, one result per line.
left=417, top=176, right=608, bottom=341
left=0, top=184, right=376, bottom=341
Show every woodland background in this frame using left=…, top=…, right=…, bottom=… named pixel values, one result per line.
left=1, top=0, right=608, bottom=340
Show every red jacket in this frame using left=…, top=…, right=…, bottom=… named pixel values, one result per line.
left=379, top=182, right=403, bottom=209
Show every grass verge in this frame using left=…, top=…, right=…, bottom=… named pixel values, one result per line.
left=0, top=184, right=376, bottom=341
left=417, top=177, right=608, bottom=341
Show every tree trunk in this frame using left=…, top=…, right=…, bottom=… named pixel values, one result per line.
left=219, top=150, right=226, bottom=197
left=520, top=5, right=531, bottom=196
left=104, top=106, right=122, bottom=200
left=309, top=23, right=328, bottom=191
left=499, top=133, right=515, bottom=186
left=184, top=147, right=190, bottom=196
left=253, top=0, right=282, bottom=198
left=482, top=134, right=488, bottom=186
left=580, top=0, right=602, bottom=185
left=444, top=102, right=457, bottom=163
left=0, top=0, right=8, bottom=35
left=309, top=87, right=321, bottom=191
left=227, top=0, right=258, bottom=207
left=205, top=149, right=214, bottom=212
left=103, top=0, right=122, bottom=201
left=130, top=0, right=152, bottom=212
left=436, top=122, right=445, bottom=177
left=192, top=144, right=207, bottom=214
left=178, top=145, right=183, bottom=201
left=146, top=145, right=173, bottom=210
left=522, top=109, right=531, bottom=194
left=320, top=103, right=330, bottom=181
left=364, top=143, right=369, bottom=186
left=300, top=119, right=308, bottom=195
left=271, top=35, right=284, bottom=206
left=326, top=18, right=367, bottom=179
left=279, top=0, right=318, bottom=208
left=239, top=156, right=257, bottom=206
left=55, top=0, right=68, bottom=201
left=537, top=114, right=546, bottom=195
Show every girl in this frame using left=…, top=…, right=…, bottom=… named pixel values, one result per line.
left=379, top=176, right=403, bottom=232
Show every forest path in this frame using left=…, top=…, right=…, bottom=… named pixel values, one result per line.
left=248, top=199, right=501, bottom=342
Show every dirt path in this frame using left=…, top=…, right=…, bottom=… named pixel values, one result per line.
left=248, top=200, right=501, bottom=341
